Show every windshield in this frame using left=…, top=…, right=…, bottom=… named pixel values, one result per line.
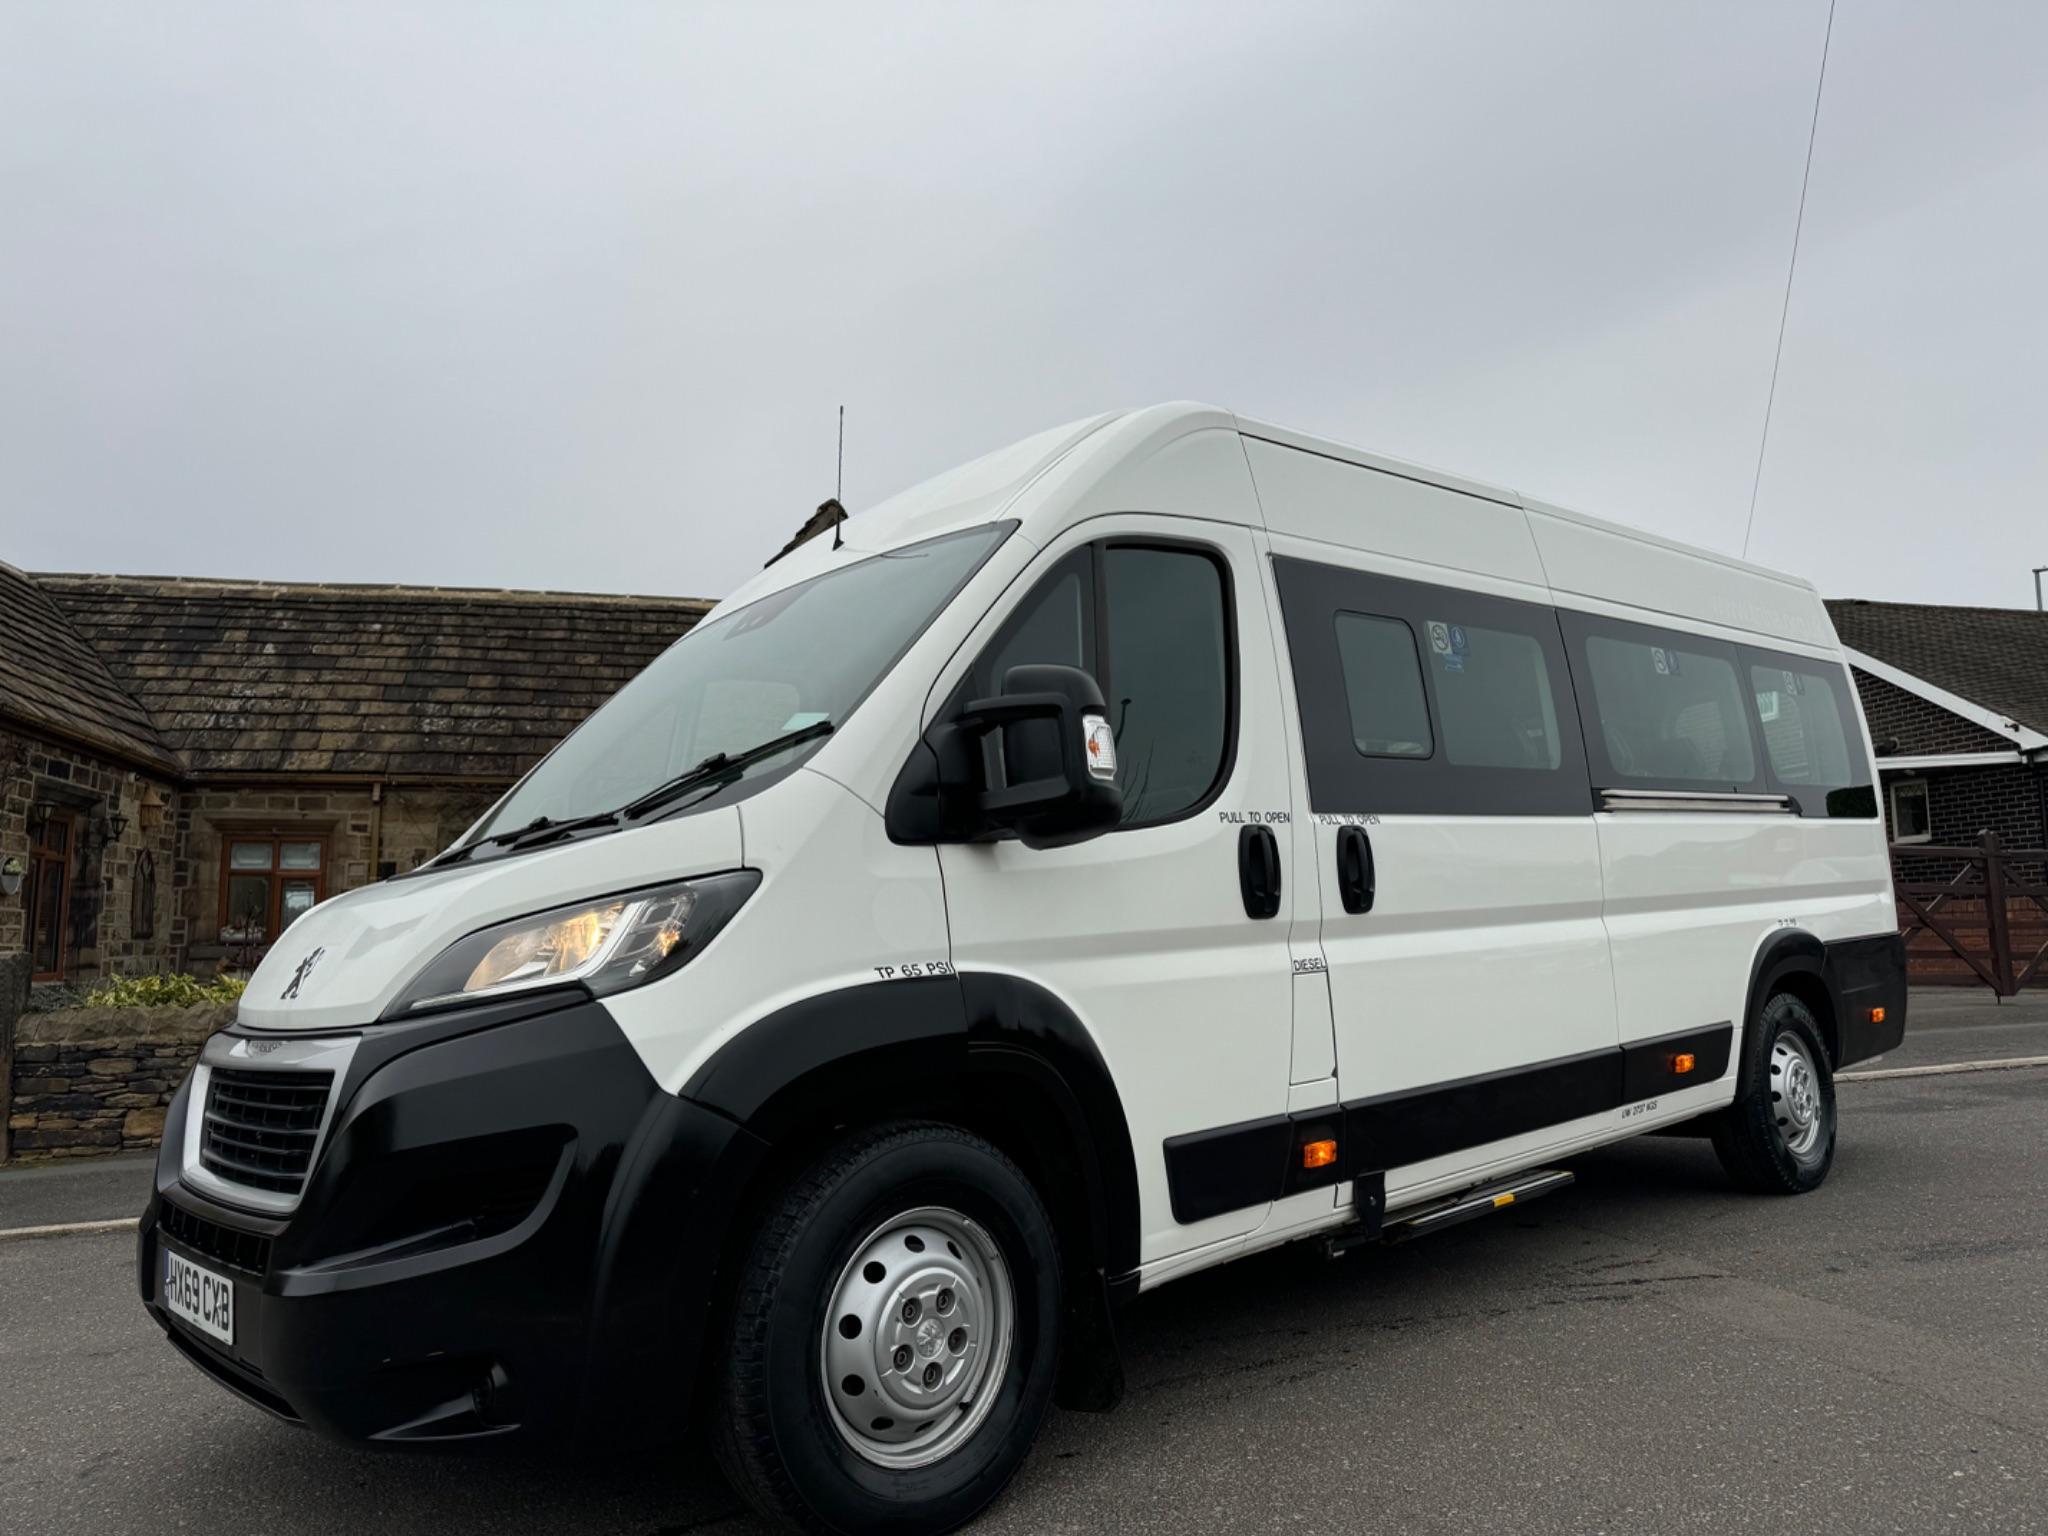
left=470, top=523, right=1009, bottom=840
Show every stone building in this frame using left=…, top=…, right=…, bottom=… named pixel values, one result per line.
left=2, top=561, right=706, bottom=987
left=1827, top=599, right=2048, bottom=854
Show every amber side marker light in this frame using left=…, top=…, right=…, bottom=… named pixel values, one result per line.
left=1670, top=1052, right=1697, bottom=1075
left=1302, top=1138, right=1339, bottom=1171
left=1869, top=1006, right=1887, bottom=1024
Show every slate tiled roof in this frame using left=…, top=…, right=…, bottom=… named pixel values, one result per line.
left=1826, top=599, right=2048, bottom=740
left=0, top=560, right=180, bottom=774
left=34, top=574, right=710, bottom=780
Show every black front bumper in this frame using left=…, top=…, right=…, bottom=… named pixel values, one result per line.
left=139, top=993, right=767, bottom=1443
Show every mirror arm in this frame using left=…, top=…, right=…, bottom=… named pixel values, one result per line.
left=956, top=692, right=1089, bottom=817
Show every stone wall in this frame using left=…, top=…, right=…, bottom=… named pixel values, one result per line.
left=5, top=1002, right=229, bottom=1161
left=0, top=726, right=183, bottom=980
left=178, top=783, right=500, bottom=973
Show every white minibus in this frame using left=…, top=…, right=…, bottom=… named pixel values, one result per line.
left=141, top=404, right=1905, bottom=1534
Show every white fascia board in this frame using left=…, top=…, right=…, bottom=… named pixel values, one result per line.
left=1842, top=647, right=2048, bottom=753
left=1874, top=751, right=2027, bottom=772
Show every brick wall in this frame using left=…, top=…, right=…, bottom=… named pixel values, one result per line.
left=1883, top=763, right=2047, bottom=852
left=5, top=1002, right=228, bottom=1160
left=1855, top=670, right=2015, bottom=757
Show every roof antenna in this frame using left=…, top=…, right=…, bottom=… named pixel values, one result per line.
left=833, top=405, right=845, bottom=550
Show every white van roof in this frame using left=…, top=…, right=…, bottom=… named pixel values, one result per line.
left=714, top=403, right=1836, bottom=651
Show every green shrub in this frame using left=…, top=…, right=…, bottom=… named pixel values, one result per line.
left=81, top=973, right=247, bottom=1009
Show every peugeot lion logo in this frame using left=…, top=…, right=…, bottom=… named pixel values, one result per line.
left=281, top=946, right=326, bottom=1001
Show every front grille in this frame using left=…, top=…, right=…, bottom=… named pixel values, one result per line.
left=200, top=1067, right=334, bottom=1197
left=160, top=1199, right=273, bottom=1277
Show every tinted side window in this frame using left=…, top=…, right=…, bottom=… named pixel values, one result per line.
left=1102, top=547, right=1230, bottom=825
left=969, top=541, right=1233, bottom=829
left=1274, top=556, right=1590, bottom=816
left=1743, top=650, right=1876, bottom=817
left=1581, top=634, right=1757, bottom=785
left=1333, top=613, right=1431, bottom=757
left=1557, top=613, right=1761, bottom=794
left=978, top=550, right=1093, bottom=693
left=1431, top=620, right=1563, bottom=771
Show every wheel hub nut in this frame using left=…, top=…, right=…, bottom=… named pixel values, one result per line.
left=937, top=1289, right=954, bottom=1313
left=949, top=1327, right=966, bottom=1352
left=893, top=1345, right=912, bottom=1371
left=922, top=1362, right=942, bottom=1388
left=901, top=1298, right=920, bottom=1324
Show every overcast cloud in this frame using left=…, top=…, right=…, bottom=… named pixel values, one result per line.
left=2, top=1, right=2043, bottom=607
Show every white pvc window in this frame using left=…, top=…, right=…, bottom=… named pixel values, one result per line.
left=1890, top=779, right=1931, bottom=844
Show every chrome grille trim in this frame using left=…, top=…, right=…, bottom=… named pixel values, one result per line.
left=181, top=1032, right=361, bottom=1216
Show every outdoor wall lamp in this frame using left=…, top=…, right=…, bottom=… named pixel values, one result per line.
left=94, top=810, right=130, bottom=850
left=26, top=802, right=49, bottom=836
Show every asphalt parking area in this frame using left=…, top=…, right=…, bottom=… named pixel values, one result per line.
left=3, top=998, right=2045, bottom=1535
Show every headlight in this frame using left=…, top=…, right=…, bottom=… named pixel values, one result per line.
left=389, top=871, right=759, bottom=1016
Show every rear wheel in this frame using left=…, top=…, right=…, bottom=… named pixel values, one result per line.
left=713, top=1123, right=1060, bottom=1534
left=1712, top=992, right=1836, bottom=1194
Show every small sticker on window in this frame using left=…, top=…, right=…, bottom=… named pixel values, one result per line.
left=1651, top=646, right=1682, bottom=677
left=1084, top=715, right=1117, bottom=779
left=1427, top=620, right=1452, bottom=656
left=781, top=711, right=831, bottom=730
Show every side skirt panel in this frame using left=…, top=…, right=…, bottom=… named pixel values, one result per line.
left=1162, top=1023, right=1734, bottom=1227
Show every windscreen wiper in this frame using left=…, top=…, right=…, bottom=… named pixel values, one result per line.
left=618, top=718, right=835, bottom=822
left=426, top=721, right=833, bottom=872
left=431, top=807, right=625, bottom=867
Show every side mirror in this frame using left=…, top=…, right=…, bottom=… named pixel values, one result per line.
left=958, top=664, right=1123, bottom=847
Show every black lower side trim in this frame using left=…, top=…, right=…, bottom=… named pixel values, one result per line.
left=1346, top=1048, right=1616, bottom=1172
left=1162, top=1116, right=1291, bottom=1225
left=1826, top=932, right=1908, bottom=1067
left=1620, top=1023, right=1735, bottom=1102
left=1163, top=1022, right=1737, bottom=1226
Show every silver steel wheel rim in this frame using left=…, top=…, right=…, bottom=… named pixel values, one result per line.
left=1772, top=1033, right=1826, bottom=1159
left=819, top=1205, right=1015, bottom=1471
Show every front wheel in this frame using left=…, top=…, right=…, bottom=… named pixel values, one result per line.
left=1712, top=992, right=1836, bottom=1194
left=712, top=1123, right=1061, bottom=1535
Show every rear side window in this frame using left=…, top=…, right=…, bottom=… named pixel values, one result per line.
left=972, top=541, right=1233, bottom=828
left=1744, top=652, right=1876, bottom=816
left=1580, top=633, right=1757, bottom=785
left=1274, top=556, right=1589, bottom=816
left=1333, top=614, right=1431, bottom=757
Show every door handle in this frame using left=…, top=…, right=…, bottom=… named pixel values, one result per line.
left=1337, top=824, right=1375, bottom=914
left=1237, top=824, right=1282, bottom=920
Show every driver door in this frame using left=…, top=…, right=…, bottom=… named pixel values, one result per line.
left=934, top=518, right=1301, bottom=1271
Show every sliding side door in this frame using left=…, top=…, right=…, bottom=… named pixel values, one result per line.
left=1269, top=549, right=1620, bottom=1207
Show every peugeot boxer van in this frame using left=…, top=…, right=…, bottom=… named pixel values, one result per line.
left=140, top=403, right=1906, bottom=1534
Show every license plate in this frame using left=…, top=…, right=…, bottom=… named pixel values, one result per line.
left=162, top=1246, right=235, bottom=1346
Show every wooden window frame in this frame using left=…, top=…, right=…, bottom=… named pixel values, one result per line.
left=217, top=833, right=328, bottom=947
left=26, top=808, right=77, bottom=983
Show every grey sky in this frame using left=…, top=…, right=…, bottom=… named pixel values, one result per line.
left=3, top=2, right=2043, bottom=608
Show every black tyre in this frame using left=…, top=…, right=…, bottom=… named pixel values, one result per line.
left=1711, top=992, right=1836, bottom=1194
left=712, top=1123, right=1061, bottom=1535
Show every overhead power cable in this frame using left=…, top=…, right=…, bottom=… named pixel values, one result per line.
left=1741, top=0, right=1836, bottom=562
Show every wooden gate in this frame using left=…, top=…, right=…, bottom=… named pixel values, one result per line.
left=1893, top=831, right=2048, bottom=995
